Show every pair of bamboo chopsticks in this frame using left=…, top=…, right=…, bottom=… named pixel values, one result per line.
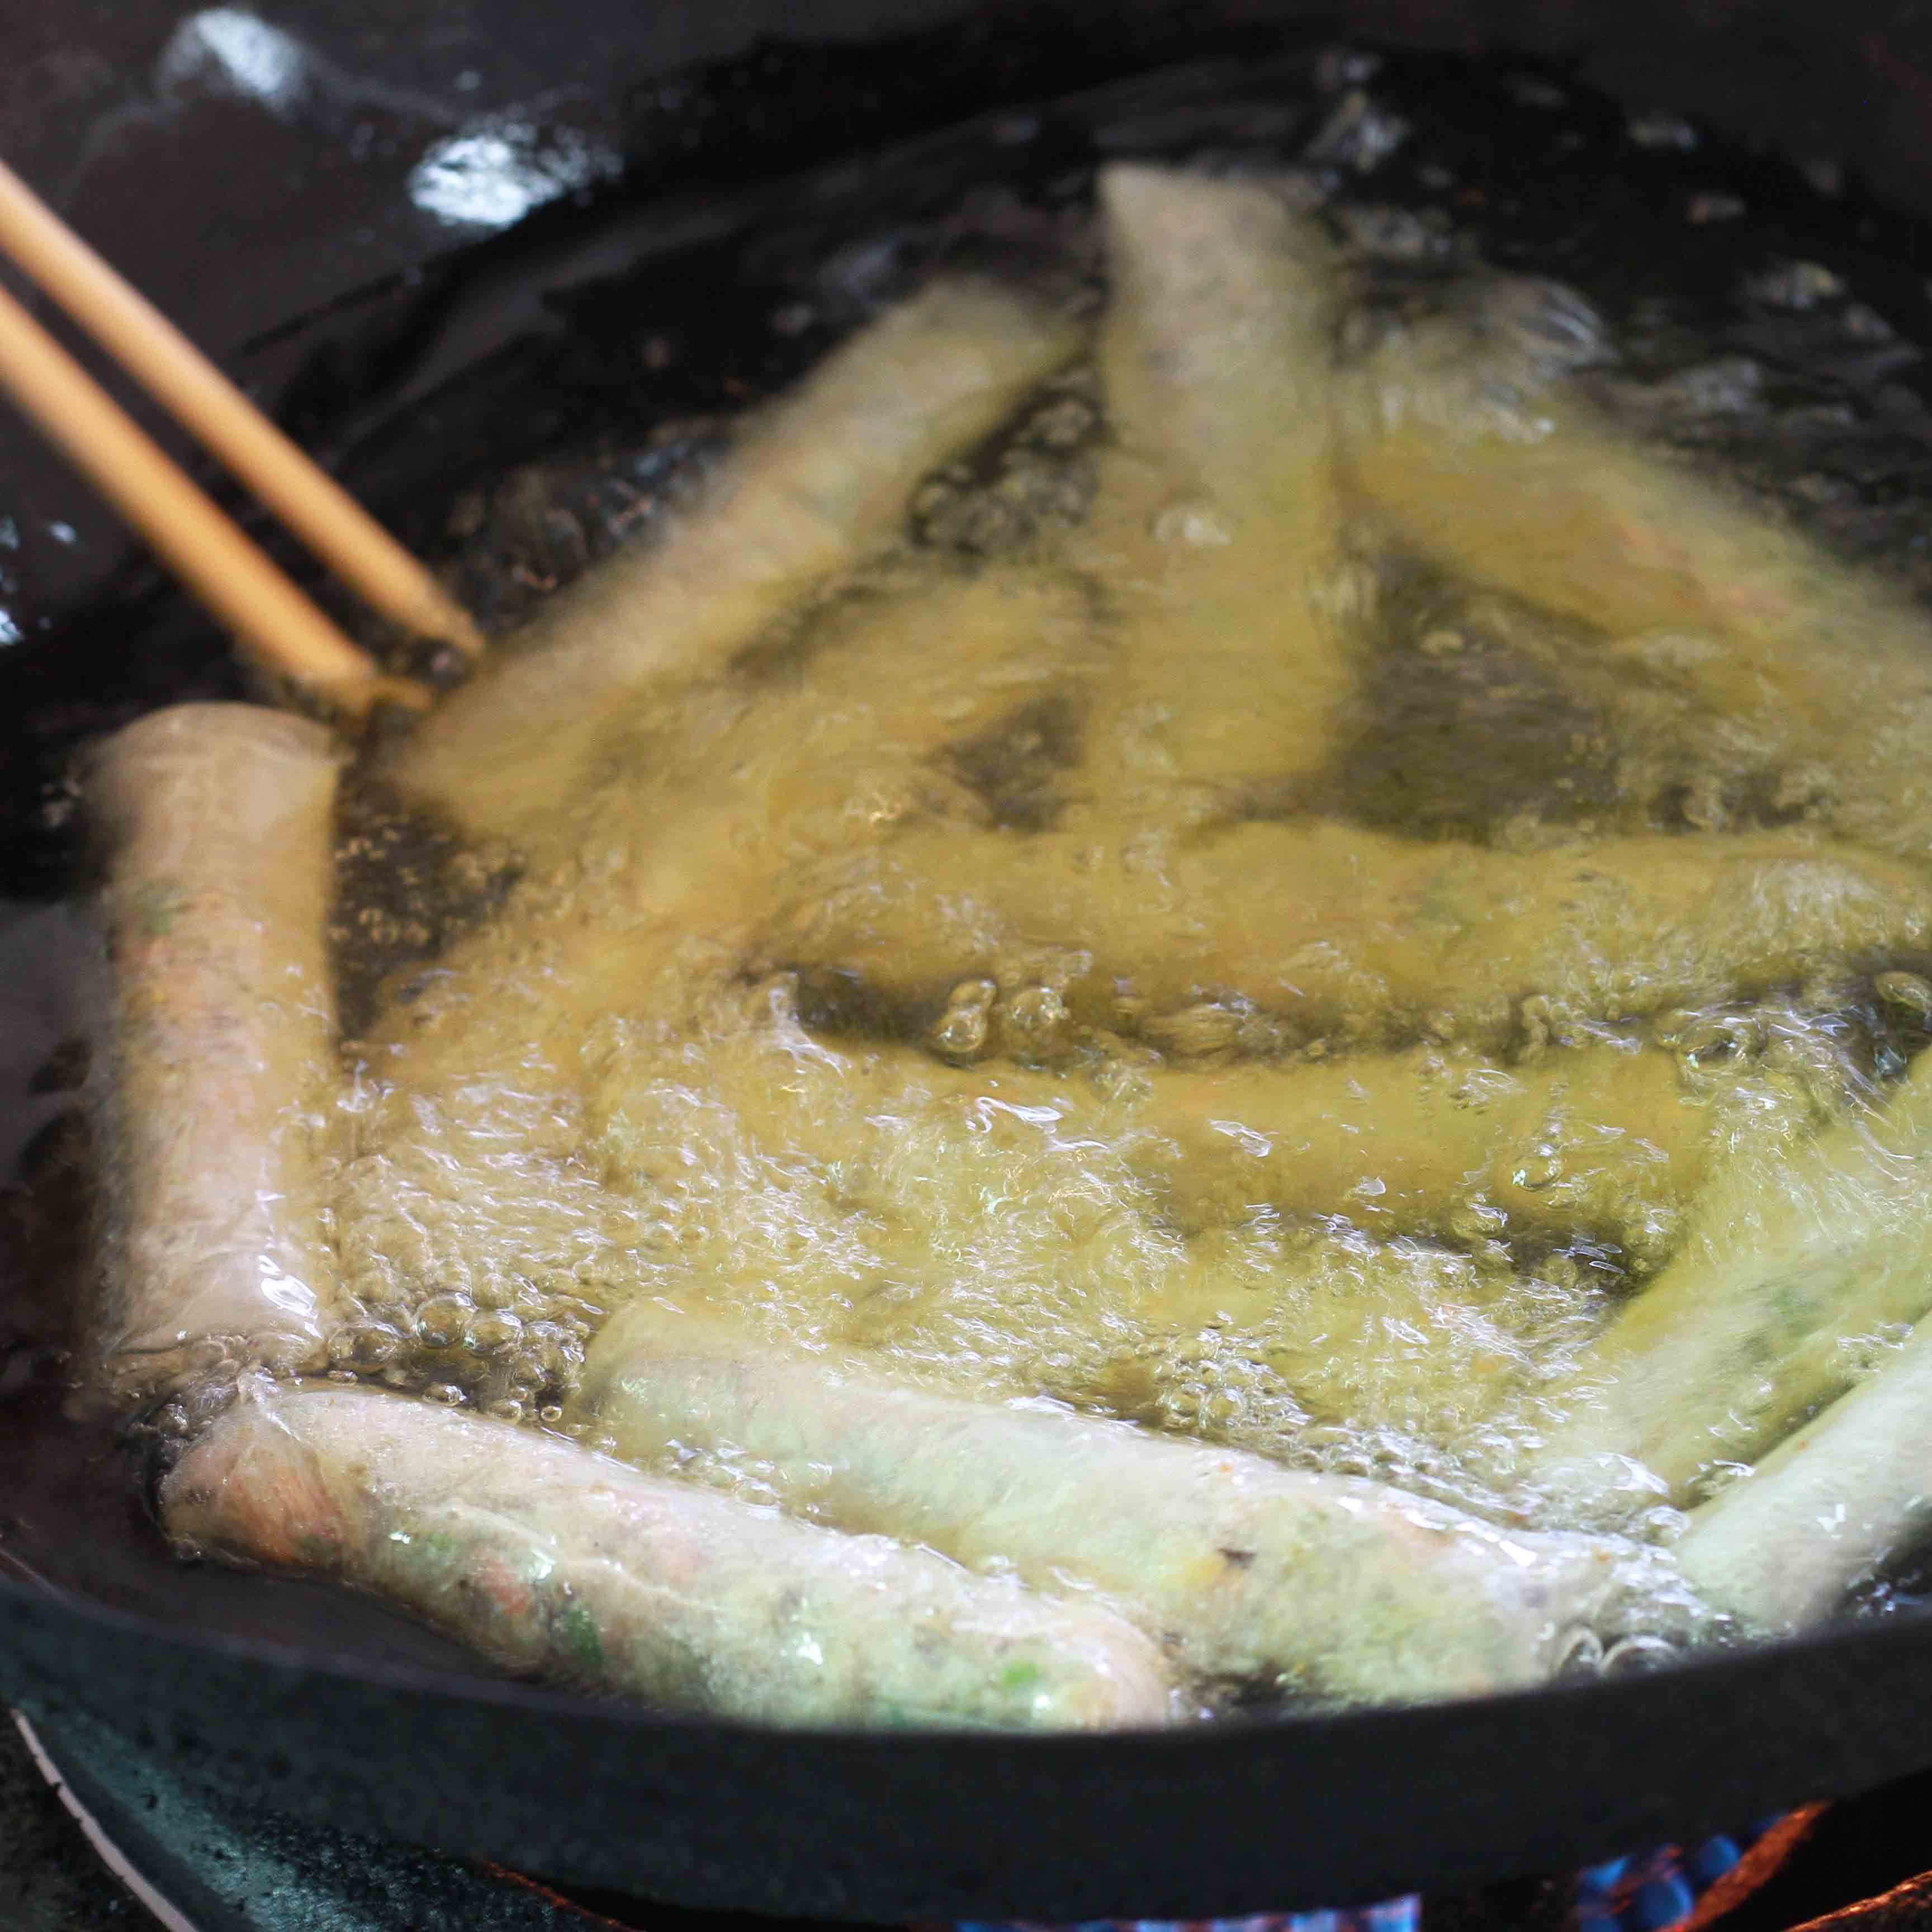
left=0, top=157, right=485, bottom=719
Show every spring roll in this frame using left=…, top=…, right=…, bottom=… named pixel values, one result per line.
left=1336, top=305, right=1932, bottom=858
left=567, top=564, right=1101, bottom=944
left=1097, top=165, right=1334, bottom=522
left=761, top=821, right=1932, bottom=1051
left=575, top=1305, right=1625, bottom=1706
left=1090, top=1044, right=1707, bottom=1250
left=389, top=281, right=1083, bottom=845
left=745, top=1039, right=1706, bottom=1252
left=343, top=987, right=1547, bottom=1442
left=1537, top=1045, right=1932, bottom=1501
left=1072, top=165, right=1350, bottom=812
left=532, top=1006, right=1651, bottom=1441
left=87, top=704, right=341, bottom=1403
left=1675, top=1316, right=1932, bottom=1635
left=358, top=564, right=1102, bottom=1085
left=164, top=1385, right=1171, bottom=1730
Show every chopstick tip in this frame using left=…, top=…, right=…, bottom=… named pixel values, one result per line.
left=374, top=673, right=440, bottom=715
left=442, top=608, right=489, bottom=660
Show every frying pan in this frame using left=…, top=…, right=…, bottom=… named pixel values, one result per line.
left=5, top=0, right=1932, bottom=1916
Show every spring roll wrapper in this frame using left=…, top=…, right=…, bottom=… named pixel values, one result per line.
left=575, top=1305, right=1630, bottom=1707
left=1337, top=316, right=1838, bottom=645
left=1536, top=1044, right=1932, bottom=1503
left=1073, top=165, right=1351, bottom=808
left=1334, top=312, right=1932, bottom=859
left=87, top=705, right=341, bottom=1404
left=389, top=280, right=1083, bottom=845
left=762, top=821, right=1932, bottom=1052
left=842, top=1041, right=1707, bottom=1258
left=163, top=1385, right=1172, bottom=1731
left=1675, top=1314, right=1932, bottom=1635
left=1096, top=1044, right=1704, bottom=1248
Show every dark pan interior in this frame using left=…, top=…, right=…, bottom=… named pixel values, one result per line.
left=7, top=1, right=1932, bottom=1915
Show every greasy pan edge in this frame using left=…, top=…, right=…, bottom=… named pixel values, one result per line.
left=0, top=1570, right=1922, bottom=1916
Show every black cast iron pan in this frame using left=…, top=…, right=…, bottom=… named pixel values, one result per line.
left=6, top=1, right=1932, bottom=1915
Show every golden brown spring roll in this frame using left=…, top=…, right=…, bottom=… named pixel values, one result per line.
left=762, top=821, right=1932, bottom=1050
left=166, top=1386, right=1172, bottom=1730
left=390, top=280, right=1083, bottom=845
left=575, top=1303, right=1630, bottom=1707
left=87, top=704, right=341, bottom=1402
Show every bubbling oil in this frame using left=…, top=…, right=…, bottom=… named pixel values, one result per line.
left=319, top=70, right=1932, bottom=1664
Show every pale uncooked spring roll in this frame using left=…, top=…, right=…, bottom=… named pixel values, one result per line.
left=390, top=281, right=1083, bottom=844
left=761, top=821, right=1932, bottom=1051
left=1335, top=306, right=1932, bottom=858
left=1537, top=1045, right=1932, bottom=1502
left=1675, top=1315, right=1932, bottom=1635
left=575, top=1305, right=1626, bottom=1706
left=87, top=704, right=341, bottom=1402
left=1072, top=165, right=1349, bottom=810
left=165, top=1386, right=1171, bottom=1730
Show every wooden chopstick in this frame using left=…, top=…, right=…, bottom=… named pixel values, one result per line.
left=0, top=276, right=433, bottom=718
left=0, top=158, right=485, bottom=661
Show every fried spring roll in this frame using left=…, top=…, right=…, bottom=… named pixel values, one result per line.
left=1538, top=1047, right=1932, bottom=1500
left=1095, top=1044, right=1707, bottom=1249
left=1336, top=310, right=1932, bottom=856
left=1675, top=1317, right=1932, bottom=1634
left=780, top=1041, right=1704, bottom=1252
left=363, top=566, right=1102, bottom=1077
left=763, top=821, right=1932, bottom=1050
left=1073, top=165, right=1349, bottom=808
left=1098, top=165, right=1334, bottom=524
left=87, top=704, right=340, bottom=1401
left=390, top=281, right=1083, bottom=843
left=575, top=1306, right=1625, bottom=1706
left=574, top=565, right=1101, bottom=941
left=1338, top=311, right=1804, bottom=643
left=164, top=1386, right=1173, bottom=1730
